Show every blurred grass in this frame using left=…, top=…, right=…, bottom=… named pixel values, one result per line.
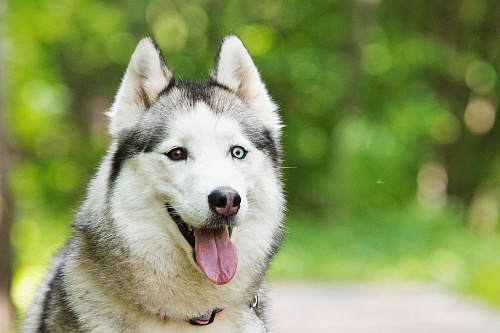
left=270, top=204, right=500, bottom=306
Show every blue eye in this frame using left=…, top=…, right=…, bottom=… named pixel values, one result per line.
left=231, top=146, right=247, bottom=159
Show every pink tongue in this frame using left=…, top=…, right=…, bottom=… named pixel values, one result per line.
left=194, top=227, right=238, bottom=285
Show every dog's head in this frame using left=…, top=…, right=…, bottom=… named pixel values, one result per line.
left=105, top=36, right=282, bottom=286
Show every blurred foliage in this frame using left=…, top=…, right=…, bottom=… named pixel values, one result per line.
left=2, top=0, right=500, bottom=316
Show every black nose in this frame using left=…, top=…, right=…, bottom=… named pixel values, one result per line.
left=208, top=186, right=241, bottom=217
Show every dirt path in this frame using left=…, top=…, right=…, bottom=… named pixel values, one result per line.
left=268, top=283, right=500, bottom=333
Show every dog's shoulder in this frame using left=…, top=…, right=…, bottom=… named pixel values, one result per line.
left=21, top=245, right=81, bottom=332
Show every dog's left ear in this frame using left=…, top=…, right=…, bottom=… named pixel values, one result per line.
left=210, top=36, right=281, bottom=133
left=108, top=38, right=173, bottom=135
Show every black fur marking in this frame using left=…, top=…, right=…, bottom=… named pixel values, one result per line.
left=158, top=78, right=176, bottom=97
left=208, top=79, right=232, bottom=93
left=161, top=80, right=231, bottom=104
left=255, top=129, right=280, bottom=167
left=240, top=124, right=281, bottom=169
left=176, top=80, right=280, bottom=168
left=166, top=204, right=195, bottom=248
left=38, top=263, right=64, bottom=332
left=176, top=81, right=212, bottom=103
left=109, top=127, right=166, bottom=188
left=108, top=81, right=227, bottom=189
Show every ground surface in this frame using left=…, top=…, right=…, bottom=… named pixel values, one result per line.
left=268, top=283, right=500, bottom=333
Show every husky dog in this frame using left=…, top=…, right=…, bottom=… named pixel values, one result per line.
left=22, top=36, right=284, bottom=332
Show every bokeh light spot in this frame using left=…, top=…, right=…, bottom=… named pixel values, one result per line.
left=465, top=61, right=497, bottom=94
left=180, top=5, right=207, bottom=38
left=10, top=219, right=40, bottom=250
left=464, top=97, right=496, bottom=135
left=11, top=266, right=45, bottom=313
left=417, top=162, right=447, bottom=208
left=21, top=80, right=71, bottom=114
left=428, top=111, right=461, bottom=144
left=153, top=13, right=188, bottom=53
left=240, top=24, right=274, bottom=56
left=468, top=193, right=499, bottom=233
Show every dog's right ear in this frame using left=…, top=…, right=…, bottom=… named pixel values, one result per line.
left=210, top=36, right=281, bottom=133
left=107, top=38, right=173, bottom=136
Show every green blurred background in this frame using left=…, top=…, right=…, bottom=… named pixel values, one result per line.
left=1, top=0, right=500, bottom=328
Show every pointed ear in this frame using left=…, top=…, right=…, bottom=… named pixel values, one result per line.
left=107, top=37, right=173, bottom=135
left=210, top=36, right=281, bottom=132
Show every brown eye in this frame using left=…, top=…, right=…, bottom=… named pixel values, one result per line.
left=166, top=147, right=187, bottom=161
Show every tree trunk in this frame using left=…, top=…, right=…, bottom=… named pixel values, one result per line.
left=0, top=2, right=15, bottom=329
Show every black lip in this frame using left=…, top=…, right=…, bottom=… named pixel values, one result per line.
left=165, top=203, right=235, bottom=249
left=166, top=203, right=195, bottom=248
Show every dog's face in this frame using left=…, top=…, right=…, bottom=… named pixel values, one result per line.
left=154, top=101, right=253, bottom=228
left=106, top=37, right=282, bottom=286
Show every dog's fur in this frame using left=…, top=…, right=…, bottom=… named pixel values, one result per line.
left=22, top=36, right=284, bottom=332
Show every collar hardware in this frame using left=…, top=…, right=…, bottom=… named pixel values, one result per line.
left=250, top=294, right=260, bottom=318
left=189, top=308, right=224, bottom=326
left=188, top=294, right=259, bottom=326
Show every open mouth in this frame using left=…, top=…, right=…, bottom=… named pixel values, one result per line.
left=166, top=203, right=195, bottom=248
left=166, top=203, right=238, bottom=285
